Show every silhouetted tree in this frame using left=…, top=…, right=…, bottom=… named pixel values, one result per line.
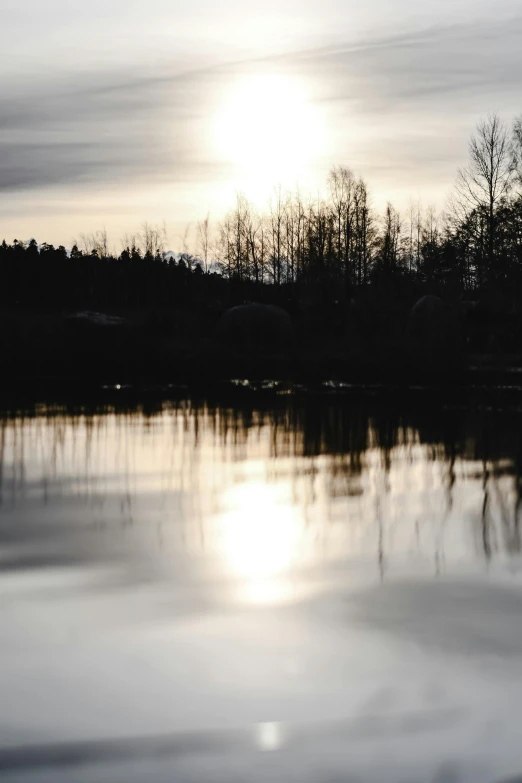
left=455, top=114, right=514, bottom=286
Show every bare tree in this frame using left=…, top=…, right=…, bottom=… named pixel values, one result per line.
left=513, top=115, right=522, bottom=193
left=328, top=166, right=355, bottom=286
left=241, top=200, right=264, bottom=284
left=218, top=213, right=234, bottom=279
left=353, top=177, right=374, bottom=284
left=121, top=232, right=139, bottom=254
left=197, top=214, right=211, bottom=273
left=292, top=189, right=307, bottom=283
left=380, top=203, right=402, bottom=273
left=76, top=228, right=109, bottom=257
left=177, top=224, right=192, bottom=257
left=268, top=185, right=286, bottom=286
left=139, top=222, right=167, bottom=258
left=424, top=205, right=439, bottom=245
left=455, top=114, right=514, bottom=283
left=408, top=199, right=418, bottom=272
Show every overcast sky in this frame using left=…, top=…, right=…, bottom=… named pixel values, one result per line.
left=1, top=0, right=521, bottom=250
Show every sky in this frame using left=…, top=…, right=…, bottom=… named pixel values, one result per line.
left=1, top=0, right=522, bottom=252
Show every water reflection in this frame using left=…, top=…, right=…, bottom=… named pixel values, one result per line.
left=218, top=481, right=301, bottom=604
left=2, top=395, right=522, bottom=603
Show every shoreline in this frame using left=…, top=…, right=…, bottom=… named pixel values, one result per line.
left=2, top=367, right=522, bottom=410
left=2, top=306, right=522, bottom=403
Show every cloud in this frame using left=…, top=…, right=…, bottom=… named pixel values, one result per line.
left=274, top=16, right=522, bottom=189
left=0, top=64, right=224, bottom=192
left=1, top=16, right=521, bottom=196
left=282, top=16, right=522, bottom=112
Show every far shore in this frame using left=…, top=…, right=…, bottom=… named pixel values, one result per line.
left=1, top=306, right=522, bottom=406
left=0, top=312, right=522, bottom=397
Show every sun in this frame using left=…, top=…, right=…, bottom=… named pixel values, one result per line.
left=214, top=71, right=324, bottom=200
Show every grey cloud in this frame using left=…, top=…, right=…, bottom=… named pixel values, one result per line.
left=270, top=16, right=522, bottom=183
left=283, top=17, right=522, bottom=111
left=0, top=142, right=102, bottom=190
left=0, top=140, right=177, bottom=191
left=1, top=16, right=521, bottom=194
left=0, top=65, right=224, bottom=192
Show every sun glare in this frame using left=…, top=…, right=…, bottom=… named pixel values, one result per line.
left=214, top=72, right=324, bottom=201
left=216, top=481, right=300, bottom=604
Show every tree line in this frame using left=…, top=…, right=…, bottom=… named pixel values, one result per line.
left=216, top=114, right=522, bottom=296
left=1, top=113, right=522, bottom=312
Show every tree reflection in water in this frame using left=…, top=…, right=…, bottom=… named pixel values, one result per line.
left=1, top=393, right=522, bottom=600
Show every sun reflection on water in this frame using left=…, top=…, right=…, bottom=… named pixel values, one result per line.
left=216, top=480, right=302, bottom=605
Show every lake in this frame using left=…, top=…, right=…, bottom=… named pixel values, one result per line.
left=2, top=388, right=522, bottom=783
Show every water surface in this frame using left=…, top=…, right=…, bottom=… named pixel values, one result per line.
left=2, top=392, right=522, bottom=782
